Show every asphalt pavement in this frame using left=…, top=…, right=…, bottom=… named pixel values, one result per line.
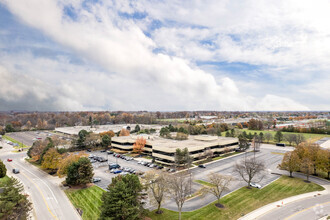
left=0, top=140, right=81, bottom=220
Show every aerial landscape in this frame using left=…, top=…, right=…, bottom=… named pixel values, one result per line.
left=0, top=1, right=329, bottom=220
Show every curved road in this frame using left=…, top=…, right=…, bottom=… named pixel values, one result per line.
left=0, top=140, right=81, bottom=220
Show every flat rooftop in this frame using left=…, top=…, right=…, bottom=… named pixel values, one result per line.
left=112, top=135, right=238, bottom=151
left=55, top=124, right=164, bottom=135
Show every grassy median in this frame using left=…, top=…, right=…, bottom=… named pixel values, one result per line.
left=64, top=176, right=324, bottom=220
left=65, top=186, right=105, bottom=220
left=147, top=176, right=324, bottom=220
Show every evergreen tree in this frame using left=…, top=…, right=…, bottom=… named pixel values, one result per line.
left=0, top=160, right=6, bottom=178
left=99, top=174, right=145, bottom=220
left=101, top=134, right=111, bottom=148
left=0, top=177, right=32, bottom=219
left=274, top=131, right=284, bottom=143
left=66, top=157, right=93, bottom=186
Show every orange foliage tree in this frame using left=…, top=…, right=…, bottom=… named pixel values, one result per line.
left=133, top=137, right=146, bottom=154
left=100, top=130, right=115, bottom=138
left=57, top=152, right=87, bottom=177
left=119, top=128, right=130, bottom=136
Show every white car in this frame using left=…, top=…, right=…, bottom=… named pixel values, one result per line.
left=250, top=183, right=261, bottom=189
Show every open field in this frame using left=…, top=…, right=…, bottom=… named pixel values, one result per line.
left=65, top=186, right=105, bottom=220
left=147, top=176, right=324, bottom=220
left=223, top=129, right=330, bottom=146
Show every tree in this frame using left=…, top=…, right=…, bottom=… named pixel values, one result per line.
left=301, top=157, right=313, bottom=182
left=274, top=131, right=283, bottom=143
left=41, top=148, right=61, bottom=171
left=99, top=130, right=115, bottom=138
left=234, top=157, right=265, bottom=187
left=101, top=134, right=111, bottom=148
left=237, top=123, right=243, bottom=129
left=259, top=132, right=264, bottom=143
left=201, top=173, right=233, bottom=208
left=0, top=159, right=6, bottom=178
left=315, top=150, right=330, bottom=179
left=175, top=148, right=192, bottom=168
left=133, top=137, right=146, bottom=154
left=84, top=133, right=100, bottom=148
left=167, top=173, right=191, bottom=220
left=99, top=174, right=145, bottom=220
left=66, top=157, right=93, bottom=186
left=39, top=137, right=54, bottom=164
left=278, top=152, right=301, bottom=177
left=119, top=128, right=130, bottom=136
left=264, top=133, right=273, bottom=143
left=294, top=134, right=305, bottom=146
left=134, top=124, right=141, bottom=132
left=225, top=131, right=230, bottom=137
left=57, top=152, right=87, bottom=177
left=175, top=132, right=188, bottom=140
left=238, top=134, right=249, bottom=151
left=203, top=148, right=214, bottom=161
left=76, top=129, right=89, bottom=147
left=0, top=177, right=32, bottom=219
left=144, top=171, right=169, bottom=214
left=5, top=124, right=15, bottom=132
left=284, top=134, right=296, bottom=146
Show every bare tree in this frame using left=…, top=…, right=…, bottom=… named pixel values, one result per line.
left=234, top=157, right=265, bottom=188
left=144, top=171, right=169, bottom=214
left=284, top=134, right=296, bottom=146
left=201, top=173, right=233, bottom=208
left=294, top=134, right=305, bottom=146
left=264, top=133, right=273, bottom=144
left=301, top=157, right=313, bottom=182
left=167, top=173, right=191, bottom=220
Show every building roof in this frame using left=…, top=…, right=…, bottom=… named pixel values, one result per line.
left=112, top=135, right=238, bottom=152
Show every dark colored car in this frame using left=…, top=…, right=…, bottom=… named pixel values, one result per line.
left=100, top=149, right=106, bottom=152
left=109, top=164, right=120, bottom=170
left=156, top=166, right=164, bottom=169
left=198, top=164, right=206, bottom=168
left=114, top=170, right=122, bottom=174
left=93, top=177, right=101, bottom=183
left=87, top=149, right=92, bottom=152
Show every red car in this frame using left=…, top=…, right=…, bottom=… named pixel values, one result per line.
left=7, top=159, right=12, bottom=162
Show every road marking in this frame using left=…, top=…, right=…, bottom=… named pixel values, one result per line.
left=6, top=162, right=58, bottom=220
left=14, top=160, right=59, bottom=204
left=271, top=152, right=285, bottom=155
left=284, top=201, right=330, bottom=220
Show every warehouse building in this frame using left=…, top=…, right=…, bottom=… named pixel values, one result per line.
left=111, top=135, right=239, bottom=165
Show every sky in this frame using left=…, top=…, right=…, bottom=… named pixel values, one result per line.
left=0, top=0, right=329, bottom=111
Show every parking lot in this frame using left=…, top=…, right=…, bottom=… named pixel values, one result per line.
left=88, top=150, right=157, bottom=190
left=6, top=131, right=71, bottom=147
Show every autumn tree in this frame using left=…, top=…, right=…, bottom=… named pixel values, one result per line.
left=41, top=148, right=61, bottom=172
left=167, top=173, right=191, bottom=220
left=301, top=157, right=313, bottom=182
left=133, top=137, right=146, bottom=154
left=144, top=171, right=169, bottom=214
left=278, top=152, right=301, bottom=177
left=234, top=156, right=265, bottom=188
left=201, top=173, right=233, bottom=208
left=237, top=123, right=243, bottom=129
left=294, top=134, right=305, bottom=146
left=100, top=130, right=115, bottom=138
left=57, top=152, right=87, bottom=177
left=175, top=132, right=188, bottom=140
left=119, top=128, right=130, bottom=136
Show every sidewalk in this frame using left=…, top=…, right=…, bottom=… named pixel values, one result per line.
left=239, top=173, right=330, bottom=220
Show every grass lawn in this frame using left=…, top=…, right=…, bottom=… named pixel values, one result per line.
left=194, top=180, right=215, bottom=187
left=223, top=129, right=330, bottom=146
left=147, top=176, right=324, bottom=220
left=3, top=135, right=30, bottom=148
left=65, top=185, right=105, bottom=220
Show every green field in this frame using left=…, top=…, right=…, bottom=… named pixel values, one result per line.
left=147, top=176, right=324, bottom=220
left=3, top=135, right=30, bottom=148
left=65, top=186, right=105, bottom=220
left=194, top=180, right=215, bottom=187
left=223, top=129, right=330, bottom=146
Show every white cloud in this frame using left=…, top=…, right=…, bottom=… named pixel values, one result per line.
left=0, top=0, right=317, bottom=111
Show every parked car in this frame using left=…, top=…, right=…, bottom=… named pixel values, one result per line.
left=249, top=183, right=261, bottom=189
left=276, top=143, right=286, bottom=147
left=114, top=170, right=122, bottom=174
left=87, top=149, right=92, bottom=152
left=7, top=158, right=12, bottom=162
left=89, top=159, right=97, bottom=163
left=149, top=164, right=156, bottom=168
left=92, top=177, right=101, bottom=183
left=100, top=149, right=106, bottom=152
left=109, top=164, right=120, bottom=170
left=98, top=157, right=107, bottom=162
left=198, top=164, right=206, bottom=168
left=156, top=166, right=164, bottom=169
left=168, top=169, right=176, bottom=172
left=12, top=169, right=20, bottom=174
left=107, top=150, right=114, bottom=154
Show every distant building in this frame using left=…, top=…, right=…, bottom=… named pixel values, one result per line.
left=111, top=135, right=238, bottom=165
